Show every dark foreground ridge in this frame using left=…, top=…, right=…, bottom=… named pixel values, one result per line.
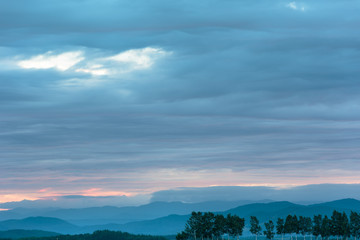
left=0, top=229, right=59, bottom=239
left=7, top=230, right=167, bottom=240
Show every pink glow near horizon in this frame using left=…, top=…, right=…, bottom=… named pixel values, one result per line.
left=2, top=167, right=360, bottom=204
left=0, top=188, right=136, bottom=203
left=2, top=181, right=360, bottom=204
left=0, top=194, right=38, bottom=204
left=81, top=188, right=135, bottom=197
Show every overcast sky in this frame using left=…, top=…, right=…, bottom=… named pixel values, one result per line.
left=1, top=0, right=360, bottom=205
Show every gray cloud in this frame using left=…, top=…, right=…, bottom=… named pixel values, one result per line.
left=1, top=0, right=360, bottom=201
left=0, top=194, right=149, bottom=209
left=151, top=184, right=360, bottom=204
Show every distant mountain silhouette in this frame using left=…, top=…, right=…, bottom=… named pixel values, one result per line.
left=0, top=217, right=78, bottom=234
left=1, top=200, right=269, bottom=225
left=312, top=198, right=360, bottom=210
left=83, top=214, right=190, bottom=236
left=224, top=198, right=360, bottom=222
left=1, top=199, right=360, bottom=236
left=77, top=198, right=360, bottom=235
left=108, top=198, right=360, bottom=235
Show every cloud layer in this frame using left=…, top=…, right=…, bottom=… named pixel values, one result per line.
left=151, top=184, right=360, bottom=204
left=1, top=0, right=360, bottom=203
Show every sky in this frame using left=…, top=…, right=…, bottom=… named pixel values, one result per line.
left=1, top=0, right=360, bottom=206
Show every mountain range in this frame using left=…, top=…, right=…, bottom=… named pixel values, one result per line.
left=0, top=200, right=270, bottom=225
left=1, top=198, right=360, bottom=236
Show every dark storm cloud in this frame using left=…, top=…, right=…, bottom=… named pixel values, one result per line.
left=1, top=0, right=360, bottom=202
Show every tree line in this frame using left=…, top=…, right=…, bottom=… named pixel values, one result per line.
left=176, top=212, right=245, bottom=240
left=177, top=211, right=360, bottom=240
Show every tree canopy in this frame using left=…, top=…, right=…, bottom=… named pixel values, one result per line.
left=178, top=211, right=360, bottom=240
left=179, top=212, right=245, bottom=240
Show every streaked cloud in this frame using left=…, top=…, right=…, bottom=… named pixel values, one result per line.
left=0, top=194, right=150, bottom=209
left=1, top=0, right=360, bottom=205
left=17, top=51, right=84, bottom=71
left=14, top=47, right=170, bottom=79
left=106, top=47, right=170, bottom=73
left=151, top=184, right=360, bottom=203
left=75, top=65, right=109, bottom=76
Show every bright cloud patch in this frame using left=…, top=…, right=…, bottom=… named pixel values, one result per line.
left=107, top=47, right=169, bottom=72
left=18, top=51, right=84, bottom=71
left=286, top=2, right=305, bottom=11
left=75, top=64, right=109, bottom=76
left=15, top=47, right=170, bottom=79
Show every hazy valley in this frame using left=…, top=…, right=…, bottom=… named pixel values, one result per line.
left=1, top=198, right=360, bottom=237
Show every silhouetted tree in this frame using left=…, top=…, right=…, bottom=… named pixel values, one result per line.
left=226, top=214, right=245, bottom=240
left=331, top=211, right=343, bottom=240
left=293, top=215, right=300, bottom=240
left=264, top=220, right=275, bottom=240
left=285, top=215, right=294, bottom=240
left=202, top=212, right=216, bottom=240
left=340, top=212, right=350, bottom=240
left=214, top=214, right=226, bottom=240
left=321, top=216, right=331, bottom=240
left=331, top=211, right=349, bottom=240
left=276, top=218, right=285, bottom=240
left=177, top=231, right=189, bottom=240
left=299, top=216, right=312, bottom=240
left=185, top=212, right=203, bottom=240
left=350, top=212, right=360, bottom=240
left=285, top=215, right=299, bottom=240
left=313, top=215, right=323, bottom=240
left=250, top=216, right=262, bottom=240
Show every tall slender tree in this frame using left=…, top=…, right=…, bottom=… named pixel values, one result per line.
left=213, top=214, right=226, bottom=240
left=226, top=214, right=245, bottom=240
left=264, top=220, right=275, bottom=240
left=299, top=216, right=307, bottom=239
left=285, top=215, right=295, bottom=240
left=293, top=215, right=300, bottom=240
left=250, top=216, right=262, bottom=240
left=202, top=212, right=216, bottom=240
left=340, top=212, right=350, bottom=240
left=350, top=212, right=360, bottom=240
left=299, top=216, right=312, bottom=240
left=306, top=217, right=313, bottom=240
left=331, top=211, right=343, bottom=240
left=313, top=215, right=323, bottom=240
left=321, top=216, right=331, bottom=240
left=277, top=218, right=285, bottom=240
left=185, top=212, right=203, bottom=240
